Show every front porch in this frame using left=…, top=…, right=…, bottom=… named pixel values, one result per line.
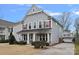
left=22, top=33, right=51, bottom=44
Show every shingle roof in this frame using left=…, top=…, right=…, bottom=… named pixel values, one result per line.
left=0, top=19, right=15, bottom=27
left=52, top=17, right=63, bottom=28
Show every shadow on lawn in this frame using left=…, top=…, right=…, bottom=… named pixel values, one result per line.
left=75, top=40, right=79, bottom=55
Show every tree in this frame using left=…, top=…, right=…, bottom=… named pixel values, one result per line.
left=9, top=32, right=16, bottom=44
left=75, top=17, right=79, bottom=40
left=58, top=12, right=71, bottom=30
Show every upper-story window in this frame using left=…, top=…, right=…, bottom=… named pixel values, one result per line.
left=8, top=28, right=13, bottom=32
left=34, top=22, right=36, bottom=28
left=0, top=27, right=5, bottom=30
left=26, top=24, right=27, bottom=29
left=29, top=23, right=31, bottom=29
left=39, top=22, right=42, bottom=28
left=23, top=24, right=27, bottom=29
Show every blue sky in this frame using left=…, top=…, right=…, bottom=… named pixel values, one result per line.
left=0, top=4, right=79, bottom=31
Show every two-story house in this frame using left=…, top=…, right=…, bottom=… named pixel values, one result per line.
left=13, top=5, right=63, bottom=45
left=0, top=19, right=14, bottom=40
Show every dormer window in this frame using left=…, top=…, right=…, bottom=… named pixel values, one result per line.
left=29, top=23, right=31, bottom=29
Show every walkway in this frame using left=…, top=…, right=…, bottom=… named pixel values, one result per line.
left=34, top=43, right=74, bottom=55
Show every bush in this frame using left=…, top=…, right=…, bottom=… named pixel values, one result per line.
left=32, top=41, right=49, bottom=49
left=0, top=39, right=9, bottom=43
left=31, top=41, right=34, bottom=45
left=14, top=41, right=27, bottom=45
left=18, top=41, right=27, bottom=45
left=40, top=40, right=46, bottom=48
left=45, top=42, right=49, bottom=46
left=59, top=38, right=63, bottom=43
left=9, top=32, right=16, bottom=45
left=32, top=41, right=41, bottom=48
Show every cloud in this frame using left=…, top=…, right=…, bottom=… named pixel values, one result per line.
left=70, top=8, right=79, bottom=15
left=48, top=12, right=62, bottom=16
left=44, top=10, right=62, bottom=16
left=74, top=11, right=79, bottom=15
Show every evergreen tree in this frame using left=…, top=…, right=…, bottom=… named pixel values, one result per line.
left=9, top=32, right=16, bottom=44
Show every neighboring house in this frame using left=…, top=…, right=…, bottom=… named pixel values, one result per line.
left=13, top=5, right=63, bottom=45
left=0, top=19, right=14, bottom=40
left=62, top=30, right=73, bottom=42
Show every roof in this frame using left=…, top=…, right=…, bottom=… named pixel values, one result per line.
left=0, top=19, right=15, bottom=27
left=15, top=5, right=63, bottom=27
left=52, top=17, right=63, bottom=28
left=27, top=4, right=43, bottom=15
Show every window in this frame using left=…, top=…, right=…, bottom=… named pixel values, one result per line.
left=11, top=28, right=13, bottom=32
left=67, top=34, right=70, bottom=36
left=34, top=22, right=36, bottom=28
left=64, top=34, right=66, bottom=36
left=23, top=24, right=27, bottom=29
left=45, top=21, right=49, bottom=27
left=49, top=21, right=51, bottom=27
left=44, top=21, right=46, bottom=28
left=0, top=35, right=5, bottom=40
left=25, top=24, right=27, bottom=29
left=8, top=28, right=13, bottom=32
left=29, top=23, right=31, bottom=29
left=0, top=27, right=5, bottom=30
left=39, top=22, right=42, bottom=28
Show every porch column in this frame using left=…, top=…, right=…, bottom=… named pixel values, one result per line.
left=47, top=33, right=49, bottom=43
left=27, top=33, right=29, bottom=44
left=33, top=33, right=35, bottom=42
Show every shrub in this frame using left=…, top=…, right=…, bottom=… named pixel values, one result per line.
left=31, top=41, right=34, bottom=45
left=45, top=42, right=49, bottom=46
left=18, top=41, right=27, bottom=45
left=0, top=39, right=9, bottom=43
left=14, top=41, right=27, bottom=45
left=9, top=32, right=16, bottom=45
left=59, top=38, right=63, bottom=43
left=40, top=40, right=46, bottom=48
left=32, top=41, right=41, bottom=48
left=32, top=41, right=49, bottom=49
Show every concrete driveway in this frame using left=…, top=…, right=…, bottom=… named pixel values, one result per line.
left=34, top=43, right=74, bottom=55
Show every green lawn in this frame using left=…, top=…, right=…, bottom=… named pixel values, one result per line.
left=75, top=41, right=79, bottom=55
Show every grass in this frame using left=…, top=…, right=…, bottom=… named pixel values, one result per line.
left=75, top=40, right=79, bottom=55
left=0, top=43, right=41, bottom=55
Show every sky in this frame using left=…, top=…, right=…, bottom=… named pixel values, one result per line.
left=0, top=4, right=79, bottom=31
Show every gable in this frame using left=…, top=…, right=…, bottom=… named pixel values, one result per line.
left=27, top=5, right=43, bottom=15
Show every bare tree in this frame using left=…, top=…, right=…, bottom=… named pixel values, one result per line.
left=75, top=17, right=79, bottom=40
left=59, top=12, right=71, bottom=30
